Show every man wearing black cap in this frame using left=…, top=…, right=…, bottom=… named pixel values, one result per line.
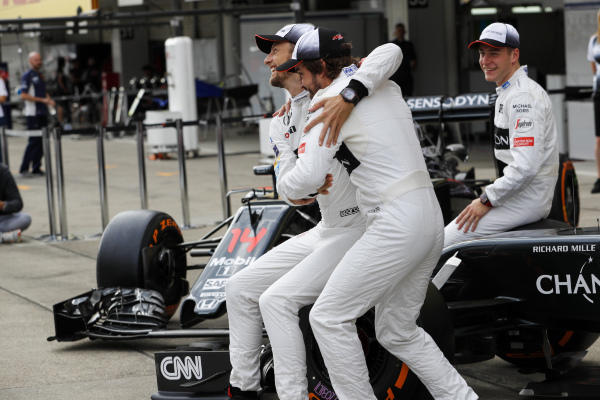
left=275, top=28, right=477, bottom=400
left=444, top=22, right=558, bottom=247
left=225, top=24, right=404, bottom=400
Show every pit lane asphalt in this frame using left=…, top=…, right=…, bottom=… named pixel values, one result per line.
left=1, top=129, right=600, bottom=400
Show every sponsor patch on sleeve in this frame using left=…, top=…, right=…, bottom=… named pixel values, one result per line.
left=298, top=142, right=306, bottom=154
left=514, top=117, right=534, bottom=133
left=342, top=64, right=358, bottom=77
left=274, top=157, right=280, bottom=179
left=514, top=137, right=534, bottom=147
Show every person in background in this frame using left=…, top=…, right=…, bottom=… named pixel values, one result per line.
left=588, top=9, right=600, bottom=194
left=389, top=22, right=417, bottom=96
left=55, top=57, right=71, bottom=127
left=82, top=57, right=101, bottom=92
left=0, top=163, right=31, bottom=244
left=19, top=51, right=54, bottom=178
left=0, top=74, right=7, bottom=164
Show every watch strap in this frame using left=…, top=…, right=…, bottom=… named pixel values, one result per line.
left=345, top=79, right=368, bottom=100
left=480, top=193, right=493, bottom=207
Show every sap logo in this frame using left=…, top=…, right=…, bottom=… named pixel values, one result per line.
left=536, top=257, right=598, bottom=303
left=203, top=279, right=228, bottom=290
left=160, top=356, right=202, bottom=380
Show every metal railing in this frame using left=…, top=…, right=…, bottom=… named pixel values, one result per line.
left=1, top=114, right=268, bottom=240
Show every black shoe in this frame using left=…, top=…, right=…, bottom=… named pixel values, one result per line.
left=31, top=170, right=45, bottom=177
left=228, top=386, right=258, bottom=400
left=592, top=179, right=600, bottom=194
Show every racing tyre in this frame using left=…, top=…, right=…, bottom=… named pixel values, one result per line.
left=96, top=210, right=187, bottom=319
left=496, top=328, right=600, bottom=367
left=547, top=153, right=579, bottom=226
left=300, top=283, right=452, bottom=400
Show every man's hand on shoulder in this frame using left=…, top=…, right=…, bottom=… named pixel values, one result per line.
left=272, top=98, right=292, bottom=117
left=304, top=95, right=353, bottom=148
left=454, top=198, right=492, bottom=233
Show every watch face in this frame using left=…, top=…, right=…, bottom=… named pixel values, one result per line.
left=342, top=88, right=356, bottom=101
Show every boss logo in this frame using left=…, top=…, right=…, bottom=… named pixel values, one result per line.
left=160, top=356, right=202, bottom=380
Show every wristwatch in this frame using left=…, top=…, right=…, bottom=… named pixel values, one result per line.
left=480, top=192, right=493, bottom=207
left=340, top=87, right=359, bottom=106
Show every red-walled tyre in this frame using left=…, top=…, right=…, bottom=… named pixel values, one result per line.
left=96, top=210, right=188, bottom=319
left=548, top=154, right=580, bottom=226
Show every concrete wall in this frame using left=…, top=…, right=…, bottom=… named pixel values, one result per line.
left=409, top=1, right=458, bottom=96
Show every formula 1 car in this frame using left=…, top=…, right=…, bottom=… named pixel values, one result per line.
left=49, top=164, right=600, bottom=399
left=48, top=93, right=593, bottom=398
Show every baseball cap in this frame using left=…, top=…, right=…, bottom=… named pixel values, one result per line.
left=276, top=27, right=351, bottom=72
left=468, top=22, right=520, bottom=49
left=255, top=23, right=315, bottom=54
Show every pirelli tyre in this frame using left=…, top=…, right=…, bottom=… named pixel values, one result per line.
left=496, top=328, right=600, bottom=367
left=300, top=283, right=452, bottom=400
left=96, top=210, right=187, bottom=319
left=547, top=153, right=579, bottom=226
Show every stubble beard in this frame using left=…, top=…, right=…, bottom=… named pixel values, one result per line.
left=304, top=74, right=321, bottom=99
left=270, top=71, right=288, bottom=88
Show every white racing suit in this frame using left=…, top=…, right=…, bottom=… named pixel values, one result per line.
left=445, top=66, right=558, bottom=247
left=226, top=43, right=402, bottom=399
left=278, top=74, right=477, bottom=400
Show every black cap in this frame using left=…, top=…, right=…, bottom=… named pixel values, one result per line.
left=468, top=22, right=520, bottom=49
left=255, top=24, right=315, bottom=54
left=276, top=28, right=351, bottom=72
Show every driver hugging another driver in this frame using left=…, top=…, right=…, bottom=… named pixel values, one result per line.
left=225, top=23, right=477, bottom=400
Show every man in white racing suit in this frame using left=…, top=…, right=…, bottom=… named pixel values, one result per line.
left=444, top=23, right=558, bottom=247
left=225, top=24, right=403, bottom=400
left=275, top=28, right=477, bottom=400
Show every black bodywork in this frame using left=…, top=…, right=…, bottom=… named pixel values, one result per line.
left=439, top=227, right=600, bottom=336
left=48, top=92, right=594, bottom=398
